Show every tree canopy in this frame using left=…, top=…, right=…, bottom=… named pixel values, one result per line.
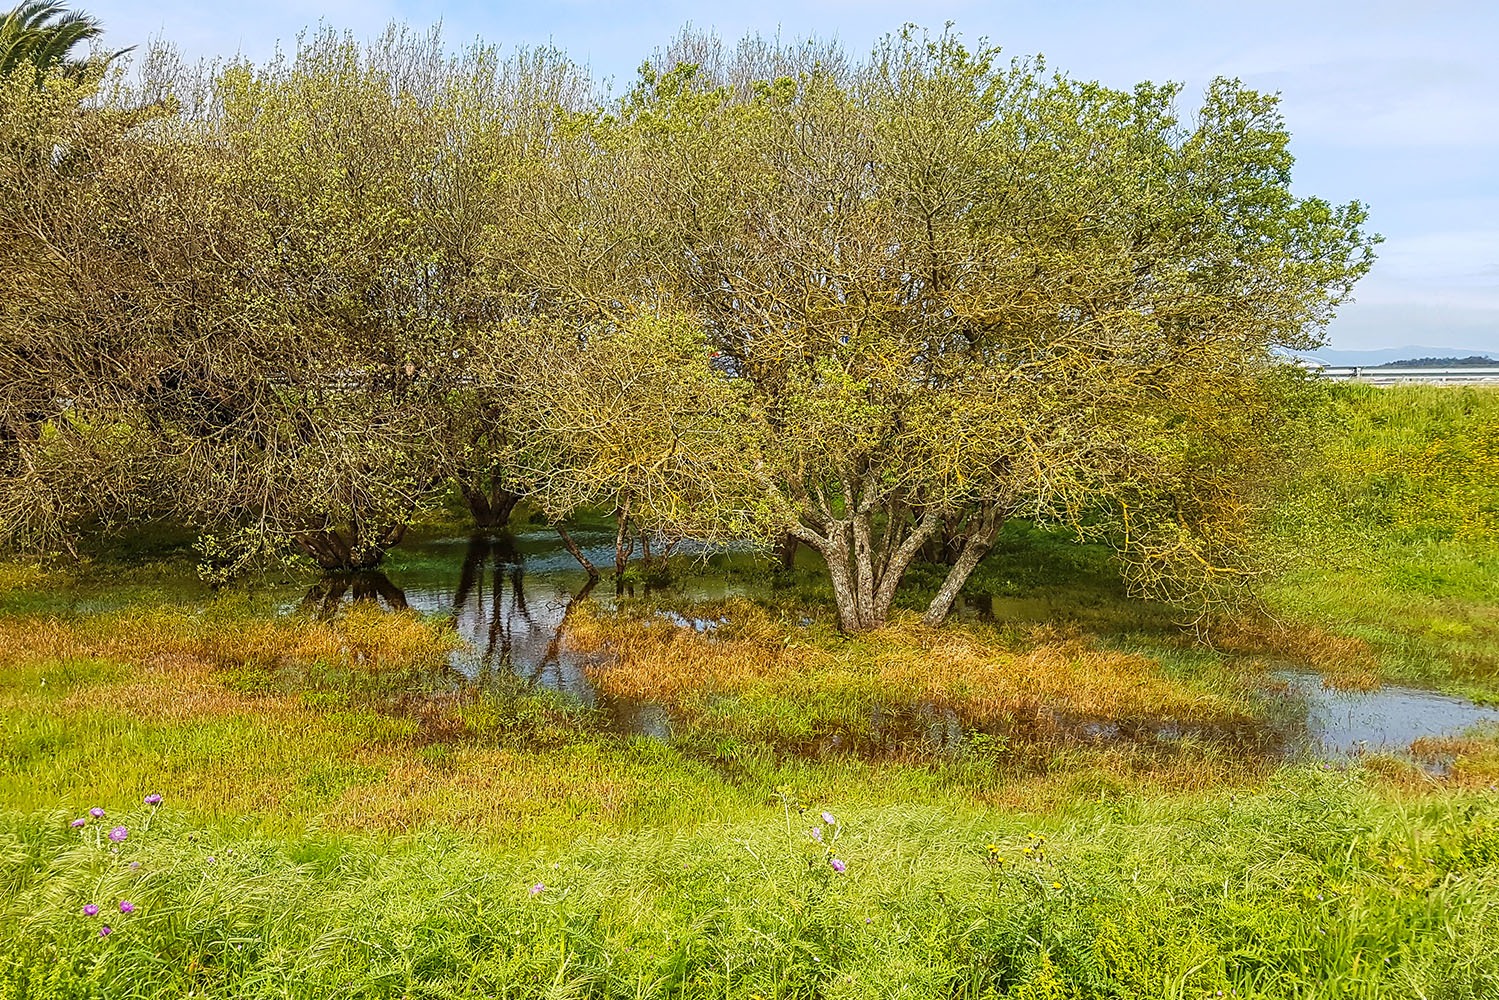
left=0, top=23, right=1378, bottom=629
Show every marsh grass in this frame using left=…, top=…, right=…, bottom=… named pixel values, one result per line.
left=566, top=600, right=1266, bottom=755
left=1262, top=385, right=1499, bottom=702
left=0, top=386, right=1496, bottom=996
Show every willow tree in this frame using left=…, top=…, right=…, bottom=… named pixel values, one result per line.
left=589, top=30, right=1375, bottom=631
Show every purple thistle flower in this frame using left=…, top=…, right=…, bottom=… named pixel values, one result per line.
left=809, top=826, right=823, bottom=843
left=830, top=858, right=847, bottom=874
left=821, top=812, right=837, bottom=826
left=108, top=826, right=128, bottom=843
left=144, top=794, right=162, bottom=806
left=118, top=901, right=134, bottom=914
left=98, top=925, right=111, bottom=937
left=82, top=904, right=99, bottom=917
left=529, top=883, right=545, bottom=896
left=89, top=807, right=104, bottom=819
left=129, top=861, right=140, bottom=870
left=69, top=818, right=86, bottom=829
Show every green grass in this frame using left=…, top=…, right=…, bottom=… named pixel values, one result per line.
left=1263, top=384, right=1499, bottom=701
left=1, top=774, right=1496, bottom=999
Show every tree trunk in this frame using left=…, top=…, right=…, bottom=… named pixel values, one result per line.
left=922, top=507, right=1005, bottom=627
left=613, top=503, right=633, bottom=578
left=555, top=525, right=598, bottom=580
left=295, top=522, right=405, bottom=572
left=461, top=475, right=520, bottom=532
left=794, top=507, right=943, bottom=633
left=776, top=533, right=799, bottom=571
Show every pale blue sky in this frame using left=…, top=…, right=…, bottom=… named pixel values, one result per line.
left=85, top=0, right=1499, bottom=353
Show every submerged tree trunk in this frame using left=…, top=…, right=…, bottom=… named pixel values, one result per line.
left=299, top=569, right=408, bottom=616
left=555, top=525, right=598, bottom=580
left=460, top=473, right=520, bottom=532
left=612, top=503, right=634, bottom=580
left=296, top=522, right=406, bottom=572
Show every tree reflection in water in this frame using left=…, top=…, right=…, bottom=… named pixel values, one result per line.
left=300, top=570, right=410, bottom=616
left=450, top=533, right=598, bottom=698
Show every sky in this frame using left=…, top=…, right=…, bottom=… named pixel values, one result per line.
left=82, top=0, right=1499, bottom=354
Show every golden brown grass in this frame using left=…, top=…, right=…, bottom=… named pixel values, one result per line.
left=1219, top=616, right=1382, bottom=691
left=566, top=600, right=1257, bottom=735
left=0, top=602, right=455, bottom=677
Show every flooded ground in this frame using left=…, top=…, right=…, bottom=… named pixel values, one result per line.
left=1275, top=670, right=1499, bottom=763
left=303, top=529, right=1499, bottom=765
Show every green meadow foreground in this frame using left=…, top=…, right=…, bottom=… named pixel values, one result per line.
left=1, top=385, right=1497, bottom=999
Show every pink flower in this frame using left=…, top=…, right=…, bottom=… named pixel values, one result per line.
left=821, top=812, right=837, bottom=825
left=830, top=858, right=847, bottom=874
left=69, top=818, right=86, bottom=829
left=82, top=904, right=98, bottom=917
left=89, top=808, right=104, bottom=819
left=529, top=883, right=545, bottom=896
left=119, top=901, right=134, bottom=914
left=98, top=925, right=111, bottom=937
left=107, top=826, right=128, bottom=843
left=144, top=794, right=162, bottom=806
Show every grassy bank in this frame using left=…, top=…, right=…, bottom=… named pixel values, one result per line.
left=3, top=775, right=1497, bottom=999
left=1264, top=384, right=1499, bottom=702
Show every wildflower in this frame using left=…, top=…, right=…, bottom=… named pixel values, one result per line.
left=129, top=862, right=140, bottom=870
left=82, top=904, right=99, bottom=917
left=108, top=826, right=128, bottom=842
left=119, top=901, right=134, bottom=914
left=69, top=818, right=86, bottom=829
left=1051, top=882, right=1062, bottom=889
left=144, top=794, right=162, bottom=806
left=809, top=826, right=823, bottom=843
left=206, top=856, right=215, bottom=864
left=529, top=883, right=545, bottom=896
left=98, top=926, right=111, bottom=937
left=829, top=858, right=846, bottom=874
left=821, top=812, right=837, bottom=825
left=89, top=807, right=104, bottom=819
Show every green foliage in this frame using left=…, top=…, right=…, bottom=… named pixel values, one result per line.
left=0, top=1, right=127, bottom=84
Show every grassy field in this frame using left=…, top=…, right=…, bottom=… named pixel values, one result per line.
left=0, top=384, right=1497, bottom=998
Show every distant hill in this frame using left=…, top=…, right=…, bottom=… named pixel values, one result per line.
left=1374, top=355, right=1497, bottom=368
left=1288, top=346, right=1498, bottom=367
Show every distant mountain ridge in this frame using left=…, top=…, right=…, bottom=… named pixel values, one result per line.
left=1373, top=355, right=1497, bottom=368
left=1289, top=346, right=1498, bottom=367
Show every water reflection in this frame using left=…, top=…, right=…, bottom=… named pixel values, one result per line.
left=300, top=571, right=410, bottom=615
left=430, top=532, right=601, bottom=703
left=1276, top=671, right=1499, bottom=761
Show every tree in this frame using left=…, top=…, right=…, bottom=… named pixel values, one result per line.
left=0, top=1, right=129, bottom=83
left=569, top=29, right=1377, bottom=631
left=0, top=29, right=578, bottom=574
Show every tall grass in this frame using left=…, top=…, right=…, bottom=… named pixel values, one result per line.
left=1, top=772, right=1495, bottom=999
